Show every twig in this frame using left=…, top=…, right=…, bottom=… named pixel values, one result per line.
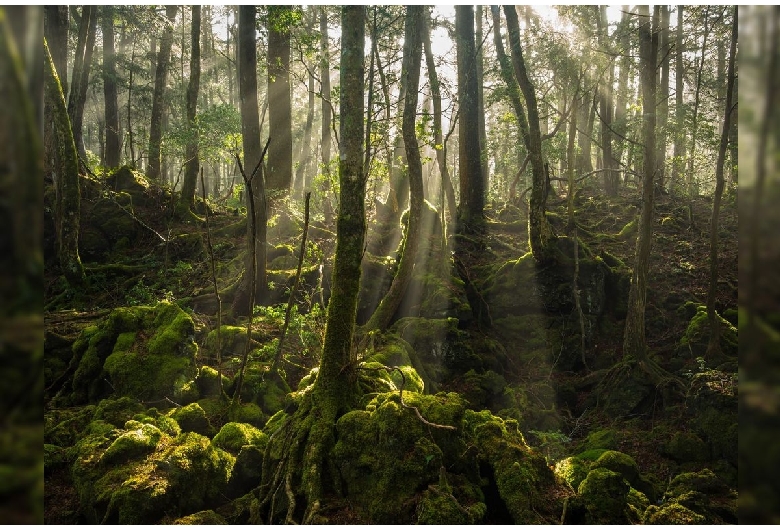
left=271, top=192, right=312, bottom=376
left=200, top=169, right=224, bottom=398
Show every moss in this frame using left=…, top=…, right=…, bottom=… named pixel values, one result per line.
left=576, top=448, right=608, bottom=461
left=263, top=410, right=289, bottom=435
left=591, top=450, right=655, bottom=501
left=196, top=366, right=229, bottom=397
left=170, top=403, right=213, bottom=436
left=663, top=431, right=710, bottom=463
left=627, top=487, right=649, bottom=511
left=678, top=305, right=739, bottom=359
left=133, top=411, right=181, bottom=437
left=644, top=502, right=706, bottom=524
left=100, top=422, right=163, bottom=464
left=616, top=218, right=637, bottom=240
left=227, top=402, right=265, bottom=428
left=93, top=397, right=145, bottom=427
left=687, top=371, right=737, bottom=464
left=203, top=326, right=255, bottom=361
left=172, top=510, right=228, bottom=524
left=577, top=468, right=630, bottom=524
left=579, top=428, right=618, bottom=451
left=44, top=405, right=96, bottom=446
left=554, top=456, right=589, bottom=491
left=227, top=445, right=264, bottom=498
left=211, top=422, right=268, bottom=454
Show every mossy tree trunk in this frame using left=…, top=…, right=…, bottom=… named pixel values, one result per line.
left=44, top=39, right=85, bottom=286
left=456, top=5, right=485, bottom=231
left=622, top=5, right=657, bottom=364
left=364, top=6, right=424, bottom=332
left=266, top=6, right=293, bottom=197
left=233, top=5, right=268, bottom=315
left=256, top=8, right=366, bottom=523
left=147, top=5, right=177, bottom=181
left=178, top=6, right=201, bottom=219
left=706, top=8, right=736, bottom=357
left=503, top=5, right=555, bottom=263
left=319, top=6, right=333, bottom=226
left=67, top=5, right=96, bottom=163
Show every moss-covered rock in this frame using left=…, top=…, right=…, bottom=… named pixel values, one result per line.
left=172, top=509, right=228, bottom=524
left=590, top=450, right=655, bottom=501
left=577, top=468, right=629, bottom=524
left=196, top=366, right=229, bottom=397
left=662, top=431, right=710, bottom=463
left=644, top=502, right=706, bottom=524
left=170, top=403, right=213, bottom=436
left=678, top=305, right=738, bottom=359
left=211, top=422, right=268, bottom=454
left=554, top=456, right=590, bottom=491
left=100, top=421, right=162, bottom=464
left=652, top=469, right=737, bottom=524
left=687, top=370, right=737, bottom=464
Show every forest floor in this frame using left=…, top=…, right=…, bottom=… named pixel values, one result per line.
left=43, top=170, right=739, bottom=524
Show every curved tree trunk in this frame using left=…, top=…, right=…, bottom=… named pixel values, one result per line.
left=365, top=6, right=424, bottom=332
left=503, top=5, right=554, bottom=262
left=147, top=5, right=178, bottom=181
left=44, top=39, right=85, bottom=286
left=101, top=6, right=120, bottom=169
left=178, top=6, right=201, bottom=217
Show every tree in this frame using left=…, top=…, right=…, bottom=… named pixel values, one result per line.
left=475, top=6, right=489, bottom=194
left=456, top=5, right=484, bottom=231
left=655, top=6, right=671, bottom=189
left=44, top=6, right=68, bottom=97
left=147, top=5, right=177, bottom=181
left=705, top=6, right=737, bottom=358
left=671, top=6, right=685, bottom=190
left=178, top=6, right=201, bottom=218
left=364, top=6, right=424, bottom=332
left=503, top=5, right=555, bottom=263
left=319, top=6, right=333, bottom=225
left=67, top=5, right=97, bottom=164
left=686, top=7, right=711, bottom=196
left=44, top=39, right=85, bottom=286
left=266, top=6, right=294, bottom=196
left=233, top=5, right=268, bottom=316
left=101, top=6, right=120, bottom=168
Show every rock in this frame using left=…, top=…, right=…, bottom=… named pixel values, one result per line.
left=172, top=510, right=228, bottom=524
left=211, top=422, right=267, bottom=454
left=662, top=431, right=710, bottom=463
left=577, top=468, right=629, bottom=524
left=171, top=403, right=213, bottom=436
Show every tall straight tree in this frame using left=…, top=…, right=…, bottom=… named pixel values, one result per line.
left=67, top=5, right=96, bottom=163
left=147, top=5, right=178, bottom=181
left=671, top=6, right=685, bottom=190
left=622, top=5, right=658, bottom=363
left=656, top=6, right=671, bottom=189
left=233, top=5, right=268, bottom=315
left=266, top=6, right=293, bottom=196
left=44, top=6, right=68, bottom=97
left=597, top=6, right=618, bottom=197
left=365, top=6, right=425, bottom=332
left=504, top=5, right=555, bottom=263
left=613, top=6, right=631, bottom=183
left=101, top=6, right=120, bottom=168
left=705, top=7, right=737, bottom=357
left=178, top=6, right=201, bottom=217
left=455, top=5, right=484, bottom=230
left=475, top=6, right=489, bottom=194
left=319, top=6, right=333, bottom=225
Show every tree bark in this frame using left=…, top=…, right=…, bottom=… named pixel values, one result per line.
left=44, top=39, right=85, bottom=286
left=504, top=5, right=554, bottom=262
left=456, top=5, right=485, bottom=230
left=622, top=5, right=657, bottom=362
left=671, top=6, right=686, bottom=191
left=233, top=5, right=269, bottom=315
left=44, top=6, right=68, bottom=97
left=147, top=5, right=178, bottom=181
left=686, top=7, right=710, bottom=197
left=655, top=6, right=671, bottom=189
left=266, top=6, right=293, bottom=196
left=295, top=13, right=316, bottom=197
left=101, top=6, right=120, bottom=168
left=476, top=6, right=489, bottom=196
left=179, top=6, right=201, bottom=217
left=320, top=7, right=334, bottom=225
left=706, top=7, right=737, bottom=358
left=365, top=6, right=424, bottom=332
left=597, top=6, right=618, bottom=197
left=614, top=6, right=631, bottom=185
left=67, top=5, right=97, bottom=164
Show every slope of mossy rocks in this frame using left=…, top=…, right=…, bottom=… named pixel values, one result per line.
left=59, top=301, right=198, bottom=406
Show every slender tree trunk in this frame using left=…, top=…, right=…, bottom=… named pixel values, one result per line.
left=67, top=5, right=97, bottom=164
left=423, top=12, right=457, bottom=237
left=706, top=7, right=737, bottom=358
left=296, top=12, right=316, bottom=197
left=686, top=8, right=710, bottom=197
left=147, top=5, right=178, bottom=181
left=578, top=89, right=597, bottom=175
left=179, top=6, right=201, bottom=216
left=672, top=6, right=686, bottom=191
left=45, top=39, right=85, bottom=286
left=456, top=5, right=485, bottom=230
left=656, top=6, right=671, bottom=189
left=101, top=6, right=120, bottom=168
left=614, top=6, right=631, bottom=185
left=233, top=5, right=268, bottom=315
left=44, top=6, right=68, bottom=97
left=319, top=7, right=333, bottom=225
left=622, top=5, right=658, bottom=362
left=597, top=6, right=618, bottom=197
left=504, top=5, right=554, bottom=262
left=365, top=6, right=424, bottom=332
left=476, top=6, right=489, bottom=197
left=267, top=6, right=293, bottom=196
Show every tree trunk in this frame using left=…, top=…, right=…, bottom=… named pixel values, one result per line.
left=614, top=6, right=631, bottom=186
left=147, top=5, right=178, bottom=181
left=686, top=7, right=710, bottom=197
left=671, top=6, right=686, bottom=192
left=44, top=6, right=68, bottom=97
left=320, top=7, right=334, bottom=226
left=476, top=6, right=489, bottom=197
left=622, top=5, right=657, bottom=362
left=456, top=5, right=485, bottom=231
left=178, top=6, right=201, bottom=217
left=101, top=6, right=120, bottom=169
left=706, top=7, right=737, bottom=358
left=597, top=6, right=618, bottom=197
left=504, top=5, right=554, bottom=262
left=365, top=6, right=424, bottom=332
left=67, top=5, right=97, bottom=164
left=423, top=12, right=457, bottom=237
left=296, top=10, right=316, bottom=198
left=44, top=39, right=85, bottom=286
left=266, top=6, right=293, bottom=196
left=233, top=5, right=268, bottom=315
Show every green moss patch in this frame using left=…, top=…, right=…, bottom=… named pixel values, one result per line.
left=211, top=422, right=268, bottom=454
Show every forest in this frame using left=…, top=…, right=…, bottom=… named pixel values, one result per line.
left=0, top=3, right=765, bottom=524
